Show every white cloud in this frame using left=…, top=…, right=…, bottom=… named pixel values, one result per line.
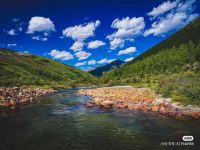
left=147, top=0, right=178, bottom=19
left=70, top=41, right=84, bottom=52
left=7, top=19, right=23, bottom=36
left=7, top=43, right=17, bottom=47
left=125, top=57, right=134, bottom=62
left=49, top=49, right=73, bottom=60
left=7, top=29, right=17, bottom=36
left=110, top=38, right=124, bottom=50
left=32, top=36, right=48, bottom=41
left=88, top=60, right=96, bottom=65
left=87, top=40, right=105, bottom=49
left=12, top=18, right=20, bottom=22
left=18, top=27, right=23, bottom=32
left=107, top=17, right=145, bottom=49
left=23, top=51, right=29, bottom=53
left=144, top=0, right=198, bottom=37
left=75, top=61, right=87, bottom=66
left=97, top=58, right=116, bottom=64
left=62, top=20, right=100, bottom=41
left=118, top=47, right=136, bottom=55
left=27, top=16, right=55, bottom=34
left=75, top=51, right=91, bottom=60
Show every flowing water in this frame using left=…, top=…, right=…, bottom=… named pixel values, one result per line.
left=0, top=88, right=199, bottom=150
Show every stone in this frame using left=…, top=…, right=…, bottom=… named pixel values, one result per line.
left=151, top=105, right=159, bottom=112
left=100, top=100, right=115, bottom=108
left=10, top=100, right=16, bottom=106
left=85, top=101, right=94, bottom=107
left=116, top=103, right=128, bottom=109
left=141, top=105, right=148, bottom=112
left=189, top=112, right=200, bottom=119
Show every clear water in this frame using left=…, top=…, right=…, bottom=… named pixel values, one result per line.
left=0, top=88, right=199, bottom=150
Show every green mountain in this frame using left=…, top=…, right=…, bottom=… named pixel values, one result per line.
left=0, top=49, right=92, bottom=87
left=89, top=59, right=124, bottom=77
left=102, top=17, right=200, bottom=105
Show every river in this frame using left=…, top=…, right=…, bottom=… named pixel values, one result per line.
left=0, top=88, right=199, bottom=150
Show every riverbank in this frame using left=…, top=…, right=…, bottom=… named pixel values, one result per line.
left=0, top=87, right=56, bottom=108
left=79, top=86, right=200, bottom=119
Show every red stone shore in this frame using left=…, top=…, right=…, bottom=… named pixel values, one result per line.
left=79, top=86, right=200, bottom=119
left=0, top=87, right=56, bottom=108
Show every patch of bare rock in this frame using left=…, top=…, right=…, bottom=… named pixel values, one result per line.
left=79, top=86, right=200, bottom=119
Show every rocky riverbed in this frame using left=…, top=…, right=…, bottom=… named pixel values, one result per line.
left=0, top=87, right=56, bottom=108
left=79, top=86, right=200, bottom=119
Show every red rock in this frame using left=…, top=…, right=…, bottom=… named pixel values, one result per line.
left=159, top=105, right=166, bottom=113
left=10, top=100, right=16, bottom=106
left=141, top=105, right=148, bottom=112
left=151, top=105, right=159, bottom=112
left=129, top=105, right=139, bottom=110
left=116, top=103, right=128, bottom=109
left=189, top=112, right=200, bottom=119
left=85, top=102, right=94, bottom=107
left=100, top=100, right=114, bottom=108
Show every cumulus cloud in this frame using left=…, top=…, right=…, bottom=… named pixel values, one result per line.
left=97, top=58, right=116, bottom=64
left=62, top=20, right=100, bottom=41
left=26, top=16, right=55, bottom=41
left=75, top=61, right=87, bottom=66
left=70, top=41, right=84, bottom=52
left=109, top=38, right=124, bottom=50
left=7, top=43, right=17, bottom=47
left=107, top=17, right=145, bottom=49
left=144, top=0, right=198, bottom=37
left=49, top=49, right=73, bottom=60
left=118, top=47, right=136, bottom=55
left=27, top=16, right=55, bottom=34
left=75, top=51, right=91, bottom=60
left=147, top=0, right=178, bottom=19
left=7, top=29, right=17, bottom=36
left=88, top=60, right=96, bottom=65
left=125, top=57, right=134, bottom=62
left=87, top=40, right=105, bottom=49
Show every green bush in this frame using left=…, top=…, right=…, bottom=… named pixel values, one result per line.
left=157, top=71, right=200, bottom=105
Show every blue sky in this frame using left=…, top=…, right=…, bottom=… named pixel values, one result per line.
left=0, top=0, right=199, bottom=70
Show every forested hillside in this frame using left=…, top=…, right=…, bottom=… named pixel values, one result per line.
left=0, top=49, right=92, bottom=87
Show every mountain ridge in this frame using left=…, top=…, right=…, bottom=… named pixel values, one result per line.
left=89, top=59, right=124, bottom=77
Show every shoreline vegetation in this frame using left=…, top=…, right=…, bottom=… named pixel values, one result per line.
left=0, top=87, right=56, bottom=108
left=79, top=86, right=200, bottom=119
